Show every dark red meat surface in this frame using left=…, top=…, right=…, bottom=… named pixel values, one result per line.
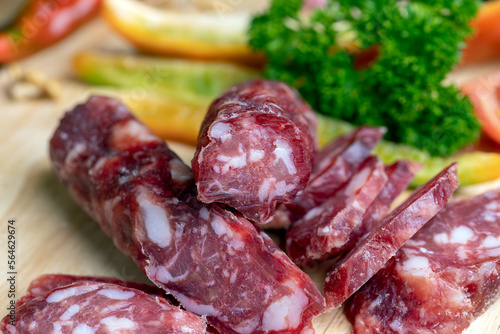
left=266, top=127, right=385, bottom=230
left=286, top=156, right=387, bottom=266
left=14, top=274, right=166, bottom=309
left=192, top=79, right=317, bottom=224
left=1, top=275, right=206, bottom=334
left=345, top=160, right=423, bottom=248
left=325, top=163, right=459, bottom=309
left=49, top=96, right=325, bottom=334
left=288, top=126, right=385, bottom=218
left=345, top=189, right=500, bottom=334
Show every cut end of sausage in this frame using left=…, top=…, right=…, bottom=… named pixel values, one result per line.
left=193, top=79, right=318, bottom=224
left=194, top=113, right=311, bottom=223
left=324, top=163, right=459, bottom=309
left=1, top=275, right=207, bottom=334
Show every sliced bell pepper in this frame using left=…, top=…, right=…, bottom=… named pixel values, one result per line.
left=73, top=51, right=261, bottom=100
left=101, top=0, right=265, bottom=67
left=461, top=71, right=500, bottom=146
left=121, top=92, right=209, bottom=146
left=318, top=115, right=500, bottom=186
left=0, top=0, right=101, bottom=63
left=461, top=0, right=500, bottom=65
left=86, top=87, right=209, bottom=146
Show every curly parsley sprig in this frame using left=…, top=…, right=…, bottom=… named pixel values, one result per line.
left=249, top=0, right=480, bottom=156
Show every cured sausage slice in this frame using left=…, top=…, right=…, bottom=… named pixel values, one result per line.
left=345, top=189, right=500, bottom=334
left=265, top=127, right=385, bottom=230
left=324, top=163, right=458, bottom=309
left=192, top=79, right=317, bottom=223
left=1, top=276, right=206, bottom=334
left=14, top=274, right=166, bottom=308
left=49, top=96, right=325, bottom=334
left=344, top=160, right=423, bottom=250
left=286, top=156, right=388, bottom=266
left=288, top=126, right=386, bottom=218
left=360, top=161, right=423, bottom=233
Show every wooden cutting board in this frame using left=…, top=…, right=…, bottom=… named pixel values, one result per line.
left=1, top=18, right=500, bottom=334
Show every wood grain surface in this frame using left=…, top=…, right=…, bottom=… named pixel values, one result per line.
left=1, top=18, right=500, bottom=334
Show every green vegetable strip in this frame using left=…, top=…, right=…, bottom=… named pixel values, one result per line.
left=249, top=0, right=481, bottom=157
left=318, top=115, right=500, bottom=187
left=73, top=52, right=260, bottom=101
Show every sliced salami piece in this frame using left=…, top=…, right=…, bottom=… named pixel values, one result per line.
left=14, top=274, right=166, bottom=309
left=49, top=96, right=325, bottom=334
left=1, top=279, right=207, bottom=334
left=287, top=126, right=386, bottom=218
left=324, top=163, right=458, bottom=309
left=192, top=79, right=317, bottom=224
left=345, top=189, right=500, bottom=334
left=263, top=127, right=386, bottom=230
left=286, top=156, right=388, bottom=266
left=344, top=160, right=423, bottom=250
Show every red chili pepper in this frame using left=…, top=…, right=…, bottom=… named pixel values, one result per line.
left=0, top=0, right=101, bottom=63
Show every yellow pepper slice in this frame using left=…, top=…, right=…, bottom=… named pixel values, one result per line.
left=101, top=0, right=265, bottom=67
left=122, top=92, right=209, bottom=146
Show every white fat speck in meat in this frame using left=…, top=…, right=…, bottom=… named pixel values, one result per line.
left=118, top=120, right=159, bottom=143
left=344, top=166, right=371, bottom=195
left=318, top=226, right=331, bottom=236
left=207, top=179, right=243, bottom=195
left=273, top=139, right=297, bottom=175
left=59, top=304, right=80, bottom=321
left=482, top=235, right=500, bottom=248
left=200, top=207, right=210, bottom=220
left=482, top=211, right=500, bottom=222
left=138, top=192, right=172, bottom=248
left=98, top=288, right=135, bottom=300
left=274, top=180, right=289, bottom=197
left=419, top=247, right=430, bottom=254
left=72, top=324, right=95, bottom=334
left=176, top=293, right=220, bottom=317
left=217, top=152, right=247, bottom=173
left=402, top=256, right=432, bottom=277
left=389, top=319, right=402, bottom=331
left=155, top=266, right=190, bottom=283
left=434, top=233, right=449, bottom=244
left=485, top=202, right=500, bottom=211
left=211, top=215, right=232, bottom=237
left=169, top=159, right=193, bottom=184
left=110, top=120, right=161, bottom=151
left=53, top=321, right=62, bottom=334
left=210, top=122, right=232, bottom=142
left=29, top=322, right=37, bottom=330
left=230, top=271, right=238, bottom=284
left=100, top=316, right=137, bottom=331
left=303, top=207, right=323, bottom=220
left=65, top=142, right=86, bottom=166
left=233, top=317, right=260, bottom=334
left=258, top=179, right=272, bottom=202
left=261, top=289, right=309, bottom=331
left=249, top=149, right=265, bottom=162
left=47, top=285, right=99, bottom=303
left=447, top=289, right=468, bottom=308
left=450, top=226, right=475, bottom=244
left=101, top=302, right=129, bottom=314
left=90, top=157, right=107, bottom=174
